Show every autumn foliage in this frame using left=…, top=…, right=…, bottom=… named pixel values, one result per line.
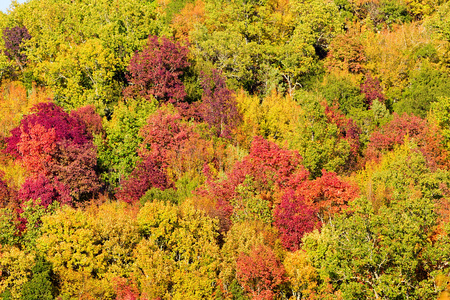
left=324, top=102, right=361, bottom=157
left=360, top=74, right=386, bottom=106
left=198, top=136, right=310, bottom=231
left=5, top=103, right=90, bottom=158
left=113, top=278, right=140, bottom=300
left=200, top=69, right=241, bottom=138
left=274, top=191, right=318, bottom=251
left=2, top=0, right=450, bottom=298
left=2, top=26, right=31, bottom=69
left=115, top=158, right=170, bottom=203
left=0, top=171, right=15, bottom=208
left=115, top=108, right=193, bottom=203
left=236, top=244, right=287, bottom=300
left=326, top=32, right=366, bottom=74
left=299, top=170, right=359, bottom=220
left=365, top=112, right=449, bottom=168
left=18, top=174, right=71, bottom=207
left=4, top=102, right=101, bottom=206
left=124, top=35, right=190, bottom=104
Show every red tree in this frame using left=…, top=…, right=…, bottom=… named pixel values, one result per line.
left=197, top=136, right=309, bottom=232
left=366, top=113, right=425, bottom=162
left=274, top=190, right=318, bottom=251
left=5, top=103, right=101, bottom=205
left=114, top=278, right=140, bottom=300
left=230, top=136, right=309, bottom=193
left=138, top=108, right=192, bottom=167
left=116, top=108, right=192, bottom=203
left=236, top=244, right=287, bottom=300
left=198, top=136, right=309, bottom=206
left=18, top=174, right=71, bottom=207
left=200, top=69, right=241, bottom=138
left=366, top=112, right=449, bottom=169
left=124, top=35, right=190, bottom=104
left=298, top=170, right=359, bottom=222
left=360, top=74, right=386, bottom=106
left=70, top=105, right=104, bottom=138
left=5, top=103, right=89, bottom=158
left=115, top=158, right=170, bottom=203
left=47, top=141, right=101, bottom=201
left=324, top=102, right=361, bottom=159
left=366, top=113, right=427, bottom=158
left=17, top=123, right=57, bottom=175
left=273, top=170, right=358, bottom=251
left=2, top=26, right=31, bottom=70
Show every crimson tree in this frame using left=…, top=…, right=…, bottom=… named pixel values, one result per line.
left=5, top=103, right=101, bottom=205
left=2, top=26, right=31, bottom=71
left=200, top=69, right=241, bottom=138
left=124, top=35, right=190, bottom=104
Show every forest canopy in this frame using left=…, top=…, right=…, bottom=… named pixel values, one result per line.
left=0, top=0, right=450, bottom=299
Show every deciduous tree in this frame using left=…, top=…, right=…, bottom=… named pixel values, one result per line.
left=236, top=244, right=287, bottom=300
left=5, top=103, right=89, bottom=158
left=2, top=26, right=31, bottom=72
left=135, top=200, right=220, bottom=298
left=360, top=74, right=386, bottom=107
left=6, top=103, right=101, bottom=204
left=274, top=190, right=318, bottom=251
left=124, top=35, right=190, bottom=104
left=96, top=98, right=157, bottom=188
left=18, top=175, right=71, bottom=207
left=0, top=245, right=35, bottom=299
left=290, top=96, right=361, bottom=177
left=115, top=158, right=170, bottom=204
left=300, top=170, right=359, bottom=222
left=200, top=69, right=241, bottom=138
left=303, top=188, right=445, bottom=299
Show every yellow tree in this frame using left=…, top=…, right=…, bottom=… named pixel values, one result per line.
left=171, top=0, right=206, bottom=41
left=37, top=202, right=141, bottom=299
left=283, top=250, right=319, bottom=299
left=2, top=0, right=166, bottom=112
left=235, top=89, right=301, bottom=146
left=0, top=81, right=52, bottom=138
left=135, top=200, right=220, bottom=299
left=0, top=245, right=35, bottom=299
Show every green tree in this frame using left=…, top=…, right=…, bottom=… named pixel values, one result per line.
left=395, top=63, right=450, bottom=118
left=304, top=191, right=445, bottom=299
left=231, top=176, right=273, bottom=224
left=429, top=96, right=450, bottom=149
left=96, top=98, right=157, bottom=189
left=20, top=200, right=59, bottom=251
left=0, top=200, right=59, bottom=250
left=289, top=91, right=357, bottom=178
left=319, top=74, right=366, bottom=116
left=20, top=256, right=55, bottom=300
left=426, top=1, right=450, bottom=42
left=0, top=208, right=19, bottom=246
left=192, top=0, right=342, bottom=94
